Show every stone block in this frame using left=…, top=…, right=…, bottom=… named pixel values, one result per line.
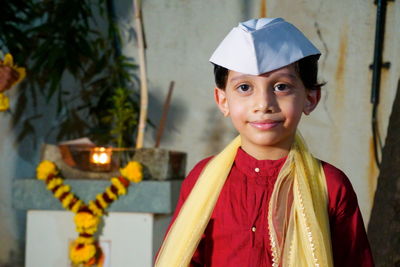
left=41, top=144, right=187, bottom=180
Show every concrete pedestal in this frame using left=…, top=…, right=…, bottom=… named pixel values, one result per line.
left=13, top=179, right=182, bottom=267
left=26, top=211, right=170, bottom=267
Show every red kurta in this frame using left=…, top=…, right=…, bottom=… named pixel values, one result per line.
left=166, top=148, right=374, bottom=267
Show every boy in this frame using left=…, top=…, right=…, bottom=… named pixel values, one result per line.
left=155, top=18, right=374, bottom=266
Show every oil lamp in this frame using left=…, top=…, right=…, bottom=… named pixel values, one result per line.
left=90, top=147, right=112, bottom=172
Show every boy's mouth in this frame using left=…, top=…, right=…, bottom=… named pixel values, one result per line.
left=248, top=119, right=282, bottom=130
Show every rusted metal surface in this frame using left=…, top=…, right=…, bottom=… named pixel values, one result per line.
left=334, top=28, right=348, bottom=103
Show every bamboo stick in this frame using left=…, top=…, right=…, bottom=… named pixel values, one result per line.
left=134, top=0, right=148, bottom=148
left=260, top=0, right=267, bottom=17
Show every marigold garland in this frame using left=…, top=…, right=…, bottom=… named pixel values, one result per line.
left=36, top=160, right=143, bottom=266
left=1, top=54, right=26, bottom=87
left=0, top=53, right=26, bottom=112
left=0, top=93, right=10, bottom=112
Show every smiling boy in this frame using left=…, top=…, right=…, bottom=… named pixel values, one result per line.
left=214, top=64, right=318, bottom=160
left=155, top=18, right=374, bottom=267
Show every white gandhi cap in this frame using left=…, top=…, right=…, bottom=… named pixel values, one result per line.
left=209, top=18, right=321, bottom=75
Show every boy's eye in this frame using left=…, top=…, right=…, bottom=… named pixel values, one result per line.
left=274, top=83, right=289, bottom=92
left=237, top=84, right=251, bottom=92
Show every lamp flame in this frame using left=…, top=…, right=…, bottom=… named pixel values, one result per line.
left=90, top=147, right=112, bottom=168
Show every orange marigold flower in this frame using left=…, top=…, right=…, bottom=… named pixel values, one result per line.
left=71, top=200, right=83, bottom=214
left=74, top=211, right=99, bottom=235
left=69, top=241, right=96, bottom=264
left=61, top=193, right=75, bottom=209
left=96, top=193, right=108, bottom=209
left=0, top=53, right=26, bottom=92
left=46, top=177, right=63, bottom=190
left=120, top=161, right=143, bottom=183
left=54, top=184, right=71, bottom=198
left=88, top=201, right=103, bottom=216
left=111, top=177, right=127, bottom=195
left=76, top=236, right=95, bottom=245
left=0, top=93, right=9, bottom=112
left=37, top=160, right=58, bottom=180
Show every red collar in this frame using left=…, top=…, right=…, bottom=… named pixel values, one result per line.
left=234, top=147, right=287, bottom=185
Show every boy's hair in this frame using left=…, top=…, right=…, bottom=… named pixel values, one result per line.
left=213, top=55, right=325, bottom=90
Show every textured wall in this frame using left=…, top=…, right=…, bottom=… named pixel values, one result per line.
left=130, top=0, right=400, bottom=226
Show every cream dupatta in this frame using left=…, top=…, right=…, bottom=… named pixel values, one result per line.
left=155, top=133, right=333, bottom=267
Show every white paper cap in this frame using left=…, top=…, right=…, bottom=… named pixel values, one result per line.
left=209, top=18, right=320, bottom=75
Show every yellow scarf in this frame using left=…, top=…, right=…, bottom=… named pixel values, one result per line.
left=155, top=133, right=333, bottom=267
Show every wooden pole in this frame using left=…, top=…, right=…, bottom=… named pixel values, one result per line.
left=155, top=81, right=175, bottom=148
left=134, top=0, right=148, bottom=148
left=260, top=0, right=267, bottom=17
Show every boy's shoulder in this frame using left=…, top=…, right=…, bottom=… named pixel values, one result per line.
left=321, top=161, right=353, bottom=194
left=180, top=156, right=214, bottom=196
left=321, top=161, right=352, bottom=189
left=186, top=156, right=213, bottom=180
left=184, top=158, right=355, bottom=189
left=182, top=157, right=358, bottom=209
left=320, top=161, right=359, bottom=217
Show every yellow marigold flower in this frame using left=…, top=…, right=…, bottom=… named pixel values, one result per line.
left=36, top=160, right=58, bottom=180
left=54, top=184, right=71, bottom=198
left=88, top=201, right=103, bottom=216
left=111, top=177, right=127, bottom=195
left=71, top=200, right=83, bottom=214
left=96, top=193, right=108, bottom=209
left=74, top=211, right=99, bottom=235
left=69, top=241, right=96, bottom=264
left=120, top=161, right=143, bottom=183
left=61, top=193, right=74, bottom=209
left=105, top=187, right=117, bottom=200
left=47, top=177, right=63, bottom=190
left=76, top=236, right=95, bottom=244
left=1, top=53, right=26, bottom=87
left=0, top=93, right=9, bottom=112
left=3, top=54, right=13, bottom=66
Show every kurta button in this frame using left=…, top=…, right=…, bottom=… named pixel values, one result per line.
left=254, top=167, right=260, bottom=173
left=251, top=226, right=256, bottom=232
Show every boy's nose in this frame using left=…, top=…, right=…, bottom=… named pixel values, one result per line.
left=253, top=90, right=277, bottom=113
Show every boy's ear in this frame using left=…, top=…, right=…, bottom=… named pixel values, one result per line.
left=214, top=87, right=229, bottom=117
left=303, top=88, right=321, bottom=115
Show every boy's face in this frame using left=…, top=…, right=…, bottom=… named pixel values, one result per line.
left=214, top=64, right=320, bottom=159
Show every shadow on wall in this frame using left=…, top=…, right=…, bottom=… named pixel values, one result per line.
left=147, top=84, right=187, bottom=146
left=0, top=90, right=51, bottom=267
left=0, top=250, right=24, bottom=267
left=201, top=106, right=237, bottom=157
left=240, top=0, right=254, bottom=20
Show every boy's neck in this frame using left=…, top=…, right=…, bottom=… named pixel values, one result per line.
left=240, top=139, right=293, bottom=160
left=241, top=146, right=289, bottom=160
